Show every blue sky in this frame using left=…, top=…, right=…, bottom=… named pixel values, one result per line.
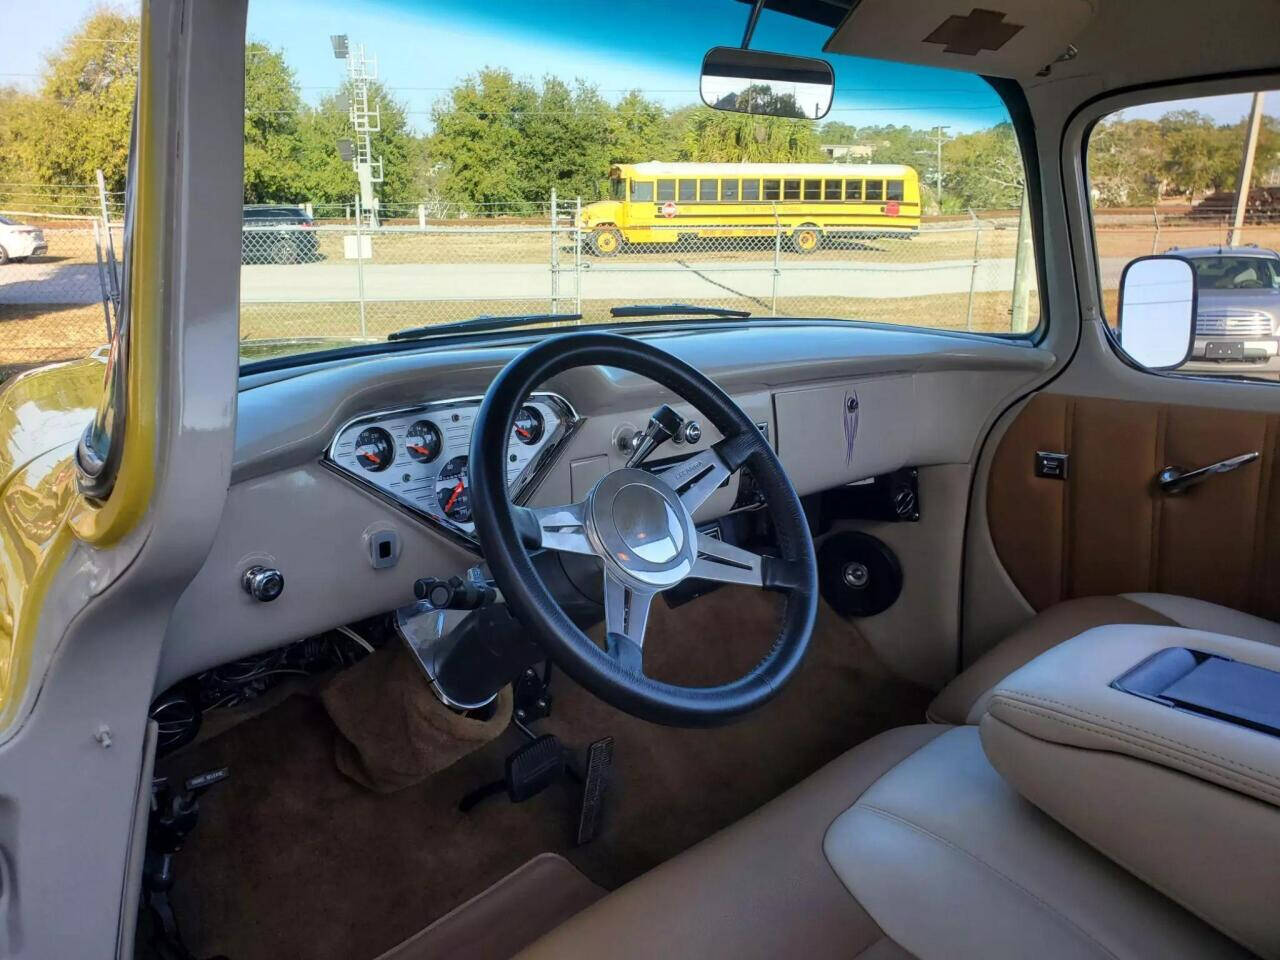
left=6, top=0, right=1010, bottom=134
left=9, top=0, right=1276, bottom=136
left=244, top=0, right=1011, bottom=133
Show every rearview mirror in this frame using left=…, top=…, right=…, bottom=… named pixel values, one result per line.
left=1117, top=255, right=1197, bottom=370
left=700, top=46, right=834, bottom=120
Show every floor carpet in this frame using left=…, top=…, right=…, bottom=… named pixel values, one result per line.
left=160, top=586, right=932, bottom=960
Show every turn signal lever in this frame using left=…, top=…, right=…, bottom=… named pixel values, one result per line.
left=415, top=575, right=496, bottom=610
left=624, top=404, right=687, bottom=467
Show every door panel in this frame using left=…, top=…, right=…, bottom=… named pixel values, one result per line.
left=988, top=392, right=1278, bottom=619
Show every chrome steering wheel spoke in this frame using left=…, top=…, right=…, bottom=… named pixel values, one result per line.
left=603, top=572, right=654, bottom=673
left=514, top=500, right=594, bottom=555
left=690, top=531, right=765, bottom=586
left=660, top=445, right=733, bottom=514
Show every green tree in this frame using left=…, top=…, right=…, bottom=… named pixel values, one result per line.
left=681, top=109, right=821, bottom=162
left=19, top=9, right=139, bottom=205
left=242, top=43, right=304, bottom=202
left=941, top=123, right=1024, bottom=212
left=429, top=69, right=539, bottom=209
left=818, top=120, right=859, bottom=143
left=609, top=90, right=678, bottom=164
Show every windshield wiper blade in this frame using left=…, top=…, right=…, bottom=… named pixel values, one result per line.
left=387, top=312, right=583, bottom=342
left=608, top=303, right=752, bottom=319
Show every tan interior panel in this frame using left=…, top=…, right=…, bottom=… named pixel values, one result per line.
left=988, top=393, right=1278, bottom=619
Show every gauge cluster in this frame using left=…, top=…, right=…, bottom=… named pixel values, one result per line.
left=326, top=393, right=579, bottom=543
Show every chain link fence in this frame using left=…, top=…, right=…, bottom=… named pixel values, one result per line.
left=235, top=199, right=1040, bottom=348
left=0, top=212, right=122, bottom=373
left=8, top=197, right=1280, bottom=374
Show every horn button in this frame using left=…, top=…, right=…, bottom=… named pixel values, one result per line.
left=613, top=483, right=684, bottom=563
left=586, top=468, right=697, bottom=588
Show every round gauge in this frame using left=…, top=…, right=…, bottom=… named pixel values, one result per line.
left=435, top=455, right=472, bottom=523
left=354, top=426, right=394, bottom=472
left=513, top=405, right=545, bottom=446
left=406, top=419, right=443, bottom=463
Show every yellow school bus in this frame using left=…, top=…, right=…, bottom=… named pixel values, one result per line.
left=579, top=161, right=921, bottom=255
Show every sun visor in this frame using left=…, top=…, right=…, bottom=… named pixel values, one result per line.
left=825, top=1, right=1097, bottom=80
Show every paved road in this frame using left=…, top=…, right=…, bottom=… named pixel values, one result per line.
left=0, top=254, right=1135, bottom=308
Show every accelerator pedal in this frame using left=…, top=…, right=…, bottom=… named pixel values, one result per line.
left=575, top=737, right=614, bottom=845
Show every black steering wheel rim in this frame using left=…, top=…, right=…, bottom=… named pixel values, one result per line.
left=469, top=331, right=818, bottom=727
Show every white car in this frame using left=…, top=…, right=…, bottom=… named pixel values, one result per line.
left=0, top=214, right=48, bottom=264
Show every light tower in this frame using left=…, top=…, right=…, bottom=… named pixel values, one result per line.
left=331, top=34, right=383, bottom=226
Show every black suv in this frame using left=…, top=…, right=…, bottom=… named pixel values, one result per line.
left=242, top=205, right=319, bottom=264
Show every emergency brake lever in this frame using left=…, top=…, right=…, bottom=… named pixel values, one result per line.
left=1156, top=452, right=1259, bottom=495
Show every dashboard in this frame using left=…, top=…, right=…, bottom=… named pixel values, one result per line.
left=325, top=393, right=579, bottom=543
left=158, top=324, right=1055, bottom=696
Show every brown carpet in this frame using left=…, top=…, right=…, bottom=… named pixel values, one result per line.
left=160, top=587, right=931, bottom=960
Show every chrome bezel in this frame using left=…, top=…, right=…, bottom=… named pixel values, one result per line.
left=324, top=391, right=583, bottom=550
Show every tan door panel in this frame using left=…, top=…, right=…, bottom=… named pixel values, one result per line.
left=989, top=393, right=1278, bottom=619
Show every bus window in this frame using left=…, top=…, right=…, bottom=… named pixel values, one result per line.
left=657, top=179, right=675, bottom=203
left=699, top=179, right=717, bottom=202
left=721, top=179, right=739, bottom=202
left=866, top=180, right=884, bottom=202
left=678, top=179, right=696, bottom=202
left=824, top=179, right=841, bottom=201
left=763, top=179, right=781, bottom=201
left=631, top=181, right=654, bottom=202
left=845, top=180, right=863, bottom=201
left=803, top=179, right=821, bottom=201
left=612, top=179, right=626, bottom=200
left=742, top=179, right=760, bottom=201
left=886, top=180, right=904, bottom=202
left=783, top=179, right=801, bottom=201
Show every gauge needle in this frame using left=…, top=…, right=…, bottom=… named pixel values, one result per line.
left=360, top=451, right=381, bottom=465
left=408, top=444, right=432, bottom=456
left=444, top=480, right=464, bottom=512
left=515, top=426, right=532, bottom=439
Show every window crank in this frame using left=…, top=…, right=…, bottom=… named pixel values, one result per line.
left=1156, top=452, right=1259, bottom=495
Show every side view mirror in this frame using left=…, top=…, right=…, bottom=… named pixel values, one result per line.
left=1116, top=255, right=1197, bottom=370
left=700, top=46, right=834, bottom=120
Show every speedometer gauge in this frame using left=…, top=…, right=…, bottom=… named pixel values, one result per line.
left=406, top=419, right=442, bottom=463
left=513, top=405, right=544, bottom=446
left=435, top=455, right=472, bottom=523
left=354, top=427, right=394, bottom=472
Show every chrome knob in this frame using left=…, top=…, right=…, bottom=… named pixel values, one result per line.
left=617, top=430, right=643, bottom=454
left=676, top=420, right=702, bottom=444
left=242, top=565, right=284, bottom=602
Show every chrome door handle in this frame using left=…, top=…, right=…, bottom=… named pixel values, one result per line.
left=1156, top=452, right=1259, bottom=495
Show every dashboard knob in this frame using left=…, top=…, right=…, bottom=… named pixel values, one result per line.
left=676, top=420, right=702, bottom=444
left=242, top=565, right=284, bottom=603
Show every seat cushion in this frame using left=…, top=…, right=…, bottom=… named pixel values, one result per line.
left=519, top=725, right=948, bottom=959
left=930, top=594, right=1280, bottom=725
left=828, top=727, right=1250, bottom=960
left=522, top=724, right=1247, bottom=959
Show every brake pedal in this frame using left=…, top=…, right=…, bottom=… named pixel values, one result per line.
left=507, top=734, right=567, bottom=802
left=576, top=737, right=614, bottom=845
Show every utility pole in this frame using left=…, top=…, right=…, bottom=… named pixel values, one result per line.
left=1227, top=92, right=1265, bottom=247
left=932, top=125, right=949, bottom=205
left=331, top=35, right=383, bottom=227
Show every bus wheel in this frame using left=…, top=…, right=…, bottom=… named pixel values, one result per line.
left=590, top=227, right=622, bottom=256
left=791, top=225, right=821, bottom=254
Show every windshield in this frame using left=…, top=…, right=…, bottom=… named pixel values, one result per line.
left=233, top=0, right=1038, bottom=367
left=1191, top=256, right=1280, bottom=290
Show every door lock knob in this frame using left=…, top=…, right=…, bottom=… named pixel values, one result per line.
left=242, top=565, right=284, bottom=602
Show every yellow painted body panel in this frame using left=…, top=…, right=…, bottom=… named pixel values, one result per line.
left=0, top=358, right=103, bottom=730
left=0, top=1, right=164, bottom=730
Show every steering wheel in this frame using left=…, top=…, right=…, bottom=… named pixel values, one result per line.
left=469, top=332, right=818, bottom=727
